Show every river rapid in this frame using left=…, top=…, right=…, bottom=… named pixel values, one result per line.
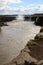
left=0, top=21, right=41, bottom=65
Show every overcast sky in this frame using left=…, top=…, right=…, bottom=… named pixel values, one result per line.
left=0, top=0, right=43, bottom=15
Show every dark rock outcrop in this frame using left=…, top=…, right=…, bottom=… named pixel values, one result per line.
left=0, top=17, right=16, bottom=22
left=24, top=15, right=30, bottom=21
left=0, top=15, right=17, bottom=22
left=0, top=22, right=8, bottom=26
left=24, top=61, right=37, bottom=65
left=35, top=17, right=43, bottom=26
left=40, top=27, right=43, bottom=33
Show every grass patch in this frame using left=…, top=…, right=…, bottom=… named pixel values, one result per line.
left=26, top=40, right=37, bottom=49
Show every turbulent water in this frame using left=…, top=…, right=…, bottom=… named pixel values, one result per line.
left=0, top=20, right=41, bottom=65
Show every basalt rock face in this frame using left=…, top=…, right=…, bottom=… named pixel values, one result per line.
left=24, top=16, right=30, bottom=21
left=4, top=28, right=43, bottom=65
left=31, top=17, right=36, bottom=21
left=35, top=17, right=43, bottom=26
left=0, top=17, right=16, bottom=22
left=0, top=15, right=17, bottom=22
left=0, top=16, right=16, bottom=26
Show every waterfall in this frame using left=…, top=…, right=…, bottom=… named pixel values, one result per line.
left=17, top=15, right=24, bottom=21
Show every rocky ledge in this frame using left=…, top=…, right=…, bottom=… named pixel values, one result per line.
left=4, top=27, right=43, bottom=65
left=0, top=22, right=8, bottom=26
left=35, top=17, right=43, bottom=26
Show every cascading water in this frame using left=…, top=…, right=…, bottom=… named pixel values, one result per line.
left=17, top=15, right=24, bottom=21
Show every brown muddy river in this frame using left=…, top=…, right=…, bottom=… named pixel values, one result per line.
left=0, top=21, right=40, bottom=65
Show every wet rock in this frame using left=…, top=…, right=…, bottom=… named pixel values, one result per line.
left=24, top=61, right=37, bottom=65
left=24, top=15, right=30, bottom=21
left=0, top=22, right=4, bottom=26
left=35, top=17, right=43, bottom=26
left=0, top=16, right=16, bottom=22
left=40, top=27, right=43, bottom=33
left=0, top=22, right=8, bottom=26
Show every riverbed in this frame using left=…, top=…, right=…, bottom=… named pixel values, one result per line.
left=0, top=21, right=41, bottom=65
